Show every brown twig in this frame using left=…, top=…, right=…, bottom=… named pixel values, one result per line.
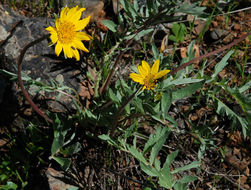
left=0, top=20, right=23, bottom=47
left=169, top=32, right=251, bottom=75
left=17, top=34, right=53, bottom=123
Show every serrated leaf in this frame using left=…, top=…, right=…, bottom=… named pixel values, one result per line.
left=216, top=98, right=248, bottom=138
left=128, top=146, right=147, bottom=164
left=158, top=170, right=174, bottom=189
left=162, top=150, right=179, bottom=173
left=101, top=20, right=117, bottom=32
left=140, top=162, right=159, bottom=177
left=143, top=127, right=169, bottom=154
left=172, top=81, right=204, bottom=101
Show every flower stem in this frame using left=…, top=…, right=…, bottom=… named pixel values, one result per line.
left=110, top=88, right=140, bottom=137
left=18, top=34, right=53, bottom=123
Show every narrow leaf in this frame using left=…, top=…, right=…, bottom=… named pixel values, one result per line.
left=101, top=20, right=117, bottom=32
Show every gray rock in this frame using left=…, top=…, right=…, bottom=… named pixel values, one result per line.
left=0, top=3, right=96, bottom=112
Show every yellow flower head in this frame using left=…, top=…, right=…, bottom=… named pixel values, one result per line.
left=46, top=6, right=92, bottom=61
left=130, top=60, right=170, bottom=90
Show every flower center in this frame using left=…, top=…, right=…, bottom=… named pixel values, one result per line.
left=57, top=21, right=76, bottom=44
left=144, top=74, right=156, bottom=90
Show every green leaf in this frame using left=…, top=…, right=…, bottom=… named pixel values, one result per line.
left=52, top=156, right=71, bottom=171
left=211, top=50, right=234, bottom=79
left=128, top=146, right=147, bottom=164
left=216, top=98, right=248, bottom=138
left=101, top=20, right=117, bottom=32
left=143, top=127, right=169, bottom=153
left=61, top=142, right=81, bottom=156
left=161, top=91, right=172, bottom=120
left=162, top=150, right=179, bottom=173
left=174, top=182, right=187, bottom=190
left=125, top=28, right=154, bottom=40
left=239, top=80, right=251, bottom=93
left=158, top=170, right=174, bottom=189
left=172, top=81, right=204, bottom=101
left=0, top=181, right=18, bottom=190
left=98, top=134, right=120, bottom=148
left=178, top=175, right=197, bottom=184
left=152, top=43, right=159, bottom=59
left=154, top=159, right=161, bottom=171
left=169, top=23, right=187, bottom=42
left=51, top=132, right=64, bottom=155
left=140, top=162, right=159, bottom=177
left=120, top=0, right=138, bottom=21
left=67, top=187, right=79, bottom=190
left=175, top=3, right=206, bottom=16
left=171, top=161, right=200, bottom=174
left=108, top=88, right=120, bottom=104
left=149, top=129, right=169, bottom=165
left=167, top=78, right=204, bottom=87
left=132, top=98, right=145, bottom=114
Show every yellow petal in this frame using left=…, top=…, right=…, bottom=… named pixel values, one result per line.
left=138, top=65, right=148, bottom=78
left=55, top=41, right=63, bottom=56
left=55, top=18, right=61, bottom=29
left=154, top=69, right=170, bottom=80
left=151, top=59, right=159, bottom=75
left=72, top=49, right=80, bottom=61
left=75, top=32, right=92, bottom=41
left=66, top=6, right=78, bottom=18
left=130, top=73, right=144, bottom=84
left=63, top=45, right=73, bottom=58
left=73, top=40, right=89, bottom=52
left=142, top=60, right=150, bottom=74
left=50, top=33, right=58, bottom=44
left=75, top=16, right=91, bottom=31
left=71, top=8, right=86, bottom=21
left=60, top=7, right=69, bottom=21
left=45, top=26, right=56, bottom=33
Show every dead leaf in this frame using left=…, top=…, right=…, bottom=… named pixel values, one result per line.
left=180, top=44, right=200, bottom=65
left=193, top=20, right=206, bottom=35
left=160, top=34, right=169, bottom=53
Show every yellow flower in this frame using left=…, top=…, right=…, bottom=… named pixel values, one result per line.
left=130, top=60, right=170, bottom=90
left=46, top=6, right=92, bottom=61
